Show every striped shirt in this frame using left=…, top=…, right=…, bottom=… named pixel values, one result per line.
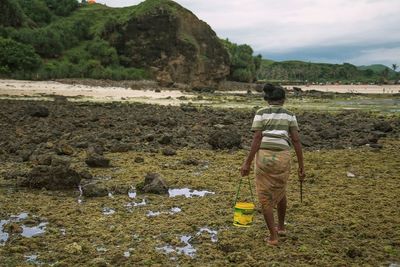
left=251, top=105, right=299, bottom=151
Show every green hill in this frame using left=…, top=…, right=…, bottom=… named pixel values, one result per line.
left=0, top=0, right=235, bottom=86
left=258, top=59, right=398, bottom=84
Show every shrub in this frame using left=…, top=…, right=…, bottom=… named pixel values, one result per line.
left=0, top=37, right=41, bottom=74
left=0, top=0, right=25, bottom=27
left=45, top=0, right=79, bottom=17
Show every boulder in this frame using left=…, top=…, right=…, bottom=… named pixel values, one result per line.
left=81, top=182, right=108, bottom=197
left=208, top=129, right=241, bottom=149
left=138, top=173, right=168, bottom=195
left=373, top=121, right=393, bottom=132
left=85, top=155, right=110, bottom=168
left=26, top=105, right=49, bottom=117
left=162, top=147, right=176, bottom=156
left=20, top=165, right=81, bottom=190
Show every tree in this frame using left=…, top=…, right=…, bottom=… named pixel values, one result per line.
left=45, top=0, right=79, bottom=16
left=0, top=0, right=25, bottom=27
left=0, top=37, right=41, bottom=74
left=392, top=64, right=398, bottom=72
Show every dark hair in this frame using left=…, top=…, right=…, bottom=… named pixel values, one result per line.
left=263, top=83, right=285, bottom=101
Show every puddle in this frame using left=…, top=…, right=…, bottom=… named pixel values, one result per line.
left=124, top=251, right=131, bottom=258
left=24, top=254, right=42, bottom=265
left=146, top=207, right=182, bottom=217
left=125, top=199, right=147, bottom=211
left=147, top=211, right=161, bottom=217
left=21, top=222, right=48, bottom=238
left=168, top=188, right=215, bottom=198
left=96, top=247, right=108, bottom=253
left=156, top=235, right=196, bottom=257
left=0, top=212, right=48, bottom=245
left=156, top=227, right=218, bottom=258
left=102, top=207, right=115, bottom=215
left=128, top=191, right=137, bottom=199
left=197, top=228, right=218, bottom=243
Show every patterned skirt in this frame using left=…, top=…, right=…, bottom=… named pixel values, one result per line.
left=255, top=149, right=291, bottom=208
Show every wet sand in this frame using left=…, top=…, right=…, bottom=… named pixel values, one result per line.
left=0, top=79, right=193, bottom=104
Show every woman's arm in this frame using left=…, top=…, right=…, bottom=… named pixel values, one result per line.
left=289, top=128, right=305, bottom=181
left=241, top=130, right=262, bottom=176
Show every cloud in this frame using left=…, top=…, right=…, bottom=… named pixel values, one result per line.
left=94, top=0, right=400, bottom=65
left=347, top=47, right=400, bottom=66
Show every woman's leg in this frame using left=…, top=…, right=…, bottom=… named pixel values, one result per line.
left=261, top=204, right=278, bottom=242
left=277, top=195, right=287, bottom=231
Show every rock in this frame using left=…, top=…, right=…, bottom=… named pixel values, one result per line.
left=85, top=155, right=110, bottom=168
left=51, top=155, right=71, bottom=168
left=162, top=148, right=176, bottom=156
left=18, top=149, right=32, bottom=162
left=3, top=170, right=28, bottom=180
left=180, top=103, right=197, bottom=112
left=78, top=170, right=93, bottom=180
left=89, top=258, right=108, bottom=267
left=159, top=135, right=173, bottom=145
left=134, top=157, right=144, bottom=163
left=208, top=129, right=241, bottom=149
left=4, top=223, right=23, bottom=234
left=138, top=173, right=168, bottom=195
left=87, top=145, right=104, bottom=156
left=352, top=138, right=368, bottom=146
left=373, top=121, right=393, bottom=132
left=110, top=142, right=131, bottom=153
left=81, top=182, right=108, bottom=197
left=56, top=142, right=74, bottom=156
left=300, top=135, right=313, bottom=147
left=20, top=165, right=82, bottom=190
left=64, top=242, right=82, bottom=254
left=26, top=105, right=49, bottom=117
left=144, top=134, right=155, bottom=142
left=181, top=158, right=200, bottom=166
left=369, top=143, right=383, bottom=149
left=34, top=153, right=53, bottom=166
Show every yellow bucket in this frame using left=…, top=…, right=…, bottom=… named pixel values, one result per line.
left=233, top=202, right=255, bottom=227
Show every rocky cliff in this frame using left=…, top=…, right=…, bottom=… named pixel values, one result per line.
left=102, top=0, right=230, bottom=88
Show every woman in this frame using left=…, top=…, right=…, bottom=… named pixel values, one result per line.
left=240, top=84, right=305, bottom=246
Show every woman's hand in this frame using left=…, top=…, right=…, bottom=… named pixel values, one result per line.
left=298, top=166, right=305, bottom=181
left=240, top=162, right=251, bottom=177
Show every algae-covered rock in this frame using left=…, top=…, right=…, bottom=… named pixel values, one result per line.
left=85, top=155, right=110, bottom=168
left=81, top=182, right=109, bottom=197
left=162, top=147, right=176, bottom=156
left=138, top=172, right=168, bottom=194
left=26, top=105, right=49, bottom=117
left=89, top=258, right=108, bottom=267
left=208, top=128, right=241, bottom=149
left=20, top=165, right=81, bottom=190
left=64, top=242, right=82, bottom=254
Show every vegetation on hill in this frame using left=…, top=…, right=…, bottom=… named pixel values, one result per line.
left=257, top=60, right=399, bottom=84
left=221, top=39, right=262, bottom=83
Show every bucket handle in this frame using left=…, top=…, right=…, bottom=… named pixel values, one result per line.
left=234, top=176, right=255, bottom=206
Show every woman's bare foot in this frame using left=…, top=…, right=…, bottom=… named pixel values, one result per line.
left=264, top=230, right=278, bottom=246
left=275, top=226, right=287, bottom=235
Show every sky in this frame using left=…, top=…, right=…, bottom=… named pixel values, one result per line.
left=93, top=0, right=400, bottom=66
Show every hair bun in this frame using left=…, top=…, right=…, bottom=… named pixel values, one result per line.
left=263, top=84, right=285, bottom=101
